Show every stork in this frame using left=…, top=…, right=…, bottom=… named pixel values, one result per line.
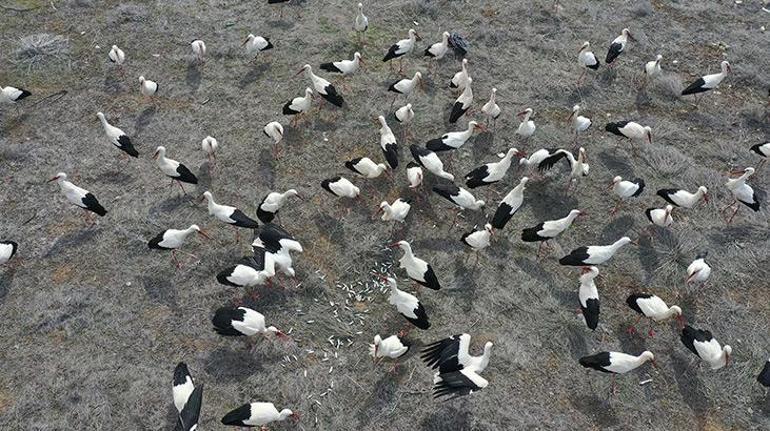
left=605, top=28, right=634, bottom=66
left=723, top=167, right=759, bottom=223
left=409, top=144, right=454, bottom=181
left=421, top=334, right=493, bottom=399
left=389, top=240, right=441, bottom=290
left=626, top=293, right=683, bottom=337
left=680, top=325, right=731, bottom=370
left=559, top=236, right=634, bottom=266
left=521, top=209, right=582, bottom=257
left=491, top=177, right=529, bottom=230
left=464, top=148, right=521, bottom=188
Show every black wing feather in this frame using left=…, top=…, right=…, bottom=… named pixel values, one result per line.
left=320, top=62, right=343, bottom=73
left=491, top=202, right=514, bottom=230
left=605, top=42, right=623, bottom=64
left=382, top=143, right=398, bottom=169
left=680, top=325, right=713, bottom=356
left=117, top=135, right=139, bottom=157
left=404, top=302, right=430, bottom=329
left=174, top=164, right=198, bottom=184
left=448, top=101, right=468, bottom=123
left=81, top=193, right=107, bottom=216
left=579, top=351, right=613, bottom=373
left=521, top=223, right=547, bottom=242
left=559, top=246, right=590, bottom=266
left=229, top=209, right=259, bottom=228
left=178, top=384, right=203, bottom=431
left=631, top=178, right=646, bottom=197
left=212, top=307, right=247, bottom=336
left=681, top=78, right=708, bottom=95
left=417, top=265, right=441, bottom=290
left=538, top=151, right=569, bottom=172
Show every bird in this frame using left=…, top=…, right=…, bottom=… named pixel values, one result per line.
left=354, top=2, right=368, bottom=43
left=406, top=161, right=423, bottom=189
left=519, top=148, right=558, bottom=174
left=190, top=39, right=206, bottom=62
left=148, top=224, right=209, bottom=268
left=605, top=121, right=652, bottom=152
left=644, top=204, right=674, bottom=232
left=464, top=148, right=521, bottom=188
left=153, top=146, right=198, bottom=192
left=577, top=41, right=599, bottom=83
left=568, top=105, right=592, bottom=141
left=201, top=135, right=218, bottom=164
left=0, top=86, right=31, bottom=112
left=644, top=54, right=662, bottom=79
left=370, top=334, right=409, bottom=367
left=578, top=266, right=600, bottom=330
left=172, top=363, right=203, bottom=431
left=626, top=293, right=683, bottom=337
left=172, top=362, right=195, bottom=414
left=450, top=58, right=471, bottom=90
left=559, top=236, right=634, bottom=266
left=605, top=28, right=634, bottom=65
left=681, top=60, right=731, bottom=96
left=0, top=241, right=18, bottom=265
left=409, top=145, right=454, bottom=181
left=461, top=223, right=493, bottom=255
left=201, top=191, right=259, bottom=236
left=96, top=112, right=138, bottom=157
left=139, top=75, right=158, bottom=97
left=610, top=176, right=646, bottom=214
left=449, top=77, right=473, bottom=123
left=425, top=121, right=484, bottom=152
left=108, top=45, right=125, bottom=65
left=377, top=115, right=399, bottom=169
left=421, top=334, right=493, bottom=399
left=282, top=87, right=314, bottom=126
left=723, top=167, right=759, bottom=223
left=257, top=189, right=301, bottom=224
left=515, top=108, right=536, bottom=138
left=321, top=176, right=360, bottom=199
left=522, top=209, right=582, bottom=257
left=538, top=148, right=590, bottom=191
left=212, top=306, right=286, bottom=338
left=388, top=72, right=422, bottom=109
left=48, top=172, right=107, bottom=220
left=320, top=52, right=363, bottom=76
left=481, top=88, right=501, bottom=128
left=383, top=276, right=430, bottom=329
left=680, top=325, right=731, bottom=370
left=241, top=33, right=273, bottom=59
left=432, top=183, right=485, bottom=212
left=345, top=157, right=387, bottom=179
left=395, top=103, right=415, bottom=125
left=389, top=240, right=440, bottom=290
left=491, top=177, right=529, bottom=230
left=297, top=64, right=344, bottom=107
left=263, top=121, right=285, bottom=158
left=382, top=29, right=420, bottom=72
left=378, top=198, right=411, bottom=223
left=216, top=252, right=275, bottom=288
left=749, top=142, right=769, bottom=169
left=758, top=359, right=770, bottom=387
left=221, top=402, right=298, bottom=428
left=424, top=31, right=450, bottom=59
left=579, top=351, right=655, bottom=393
left=253, top=224, right=303, bottom=279
left=656, top=186, right=709, bottom=208
left=685, top=252, right=711, bottom=286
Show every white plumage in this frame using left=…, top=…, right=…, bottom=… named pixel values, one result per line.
left=490, top=177, right=528, bottom=230
left=424, top=31, right=450, bottom=59
left=578, top=41, right=599, bottom=70
left=389, top=72, right=421, bottom=95
left=481, top=88, right=501, bottom=122
left=410, top=145, right=454, bottom=181
left=461, top=224, right=493, bottom=251
left=108, top=45, right=125, bottom=65
left=385, top=277, right=429, bottom=329
left=657, top=186, right=708, bottom=208
left=139, top=75, right=158, bottom=97
left=425, top=121, right=483, bottom=152
left=406, top=162, right=423, bottom=188
left=201, top=135, right=218, bottom=162
left=0, top=241, right=18, bottom=265
left=383, top=29, right=420, bottom=61
left=395, top=103, right=415, bottom=124
left=725, top=167, right=758, bottom=211
left=379, top=198, right=411, bottom=223
left=321, top=176, right=360, bottom=198
left=345, top=157, right=387, bottom=178
left=644, top=54, right=662, bottom=78
left=686, top=253, right=711, bottom=285
left=515, top=108, right=536, bottom=138
left=450, top=58, right=470, bottom=90
left=569, top=105, right=592, bottom=137
left=242, top=33, right=273, bottom=56
left=354, top=2, right=368, bottom=33
left=391, top=240, right=439, bottom=290
left=370, top=334, right=408, bottom=360
left=221, top=402, right=297, bottom=427
left=646, top=205, right=674, bottom=228
left=321, top=52, right=362, bottom=76
left=191, top=39, right=206, bottom=61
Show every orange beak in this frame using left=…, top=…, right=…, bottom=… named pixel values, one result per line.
left=47, top=176, right=59, bottom=182
left=197, top=230, right=211, bottom=239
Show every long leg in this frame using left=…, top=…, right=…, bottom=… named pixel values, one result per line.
left=626, top=315, right=642, bottom=334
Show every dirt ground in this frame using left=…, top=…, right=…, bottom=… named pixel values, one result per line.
left=1, top=0, right=769, bottom=430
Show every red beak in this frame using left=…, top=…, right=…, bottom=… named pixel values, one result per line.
left=47, top=176, right=59, bottom=182
left=386, top=242, right=400, bottom=248
left=294, top=69, right=304, bottom=77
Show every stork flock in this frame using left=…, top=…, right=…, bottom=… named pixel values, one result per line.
left=1, top=1, right=769, bottom=430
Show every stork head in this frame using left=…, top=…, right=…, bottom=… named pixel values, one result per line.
left=609, top=175, right=622, bottom=190
left=723, top=345, right=732, bottom=367
left=475, top=199, right=486, bottom=209
left=655, top=54, right=662, bottom=62
left=697, top=186, right=709, bottom=203
left=721, top=61, right=732, bottom=74
left=278, top=409, right=296, bottom=421
left=484, top=223, right=493, bottom=235
left=153, top=146, right=165, bottom=159
left=96, top=111, right=105, bottom=121
left=414, top=71, right=422, bottom=81
left=568, top=104, right=580, bottom=121
left=405, top=103, right=412, bottom=110
left=442, top=31, right=451, bottom=39
left=470, top=120, right=485, bottom=132
left=517, top=108, right=533, bottom=118
left=48, top=172, right=67, bottom=182
left=267, top=326, right=289, bottom=340
left=201, top=191, right=213, bottom=203
left=622, top=28, right=635, bottom=41
left=580, top=41, right=590, bottom=52
left=461, top=58, right=469, bottom=67
left=190, top=224, right=210, bottom=239
left=286, top=188, right=302, bottom=200
left=519, top=176, right=530, bottom=187
left=580, top=265, right=599, bottom=279
left=357, top=2, right=363, bottom=9
left=377, top=115, right=387, bottom=127
left=665, top=204, right=674, bottom=216
left=372, top=334, right=382, bottom=360
left=111, top=44, right=119, bottom=51
left=241, top=33, right=255, bottom=46
left=295, top=64, right=312, bottom=77
left=387, top=240, right=408, bottom=251
left=139, top=75, right=146, bottom=84
left=640, top=350, right=655, bottom=366
left=408, top=29, right=421, bottom=41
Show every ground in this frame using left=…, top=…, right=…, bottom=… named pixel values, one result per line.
left=1, top=0, right=769, bottom=430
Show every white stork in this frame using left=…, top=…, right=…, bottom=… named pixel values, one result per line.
left=320, top=52, right=363, bottom=76
left=605, top=28, right=634, bottom=65
left=190, top=39, right=206, bottom=62
left=421, top=334, right=493, bottom=399
left=321, top=176, right=360, bottom=198
left=686, top=252, right=711, bottom=286
left=464, top=148, right=521, bottom=188
left=491, top=177, right=528, bottom=230
left=578, top=266, right=600, bottom=330
left=538, top=147, right=589, bottom=191
left=221, top=402, right=298, bottom=428
left=201, top=191, right=259, bottom=235
left=242, top=33, right=274, bottom=60
left=681, top=61, right=731, bottom=97
left=296, top=64, right=344, bottom=107
left=257, top=189, right=301, bottom=224
left=424, top=31, right=450, bottom=60
left=377, top=115, right=398, bottom=169
left=201, top=136, right=218, bottom=164
left=409, top=145, right=454, bottom=181
left=139, top=75, right=158, bottom=97
left=656, top=186, right=709, bottom=208
left=579, top=350, right=654, bottom=394
left=153, top=146, right=198, bottom=192
left=568, top=105, right=592, bottom=142
left=425, top=121, right=484, bottom=152
left=626, top=293, right=682, bottom=337
left=48, top=172, right=107, bottom=221
left=0, top=241, right=19, bottom=265
left=449, top=77, right=473, bottom=123
left=450, top=58, right=470, bottom=90
left=345, top=157, right=387, bottom=178
left=108, top=45, right=125, bottom=66
left=723, top=167, right=759, bottom=223
left=521, top=209, right=582, bottom=256
left=515, top=108, right=536, bottom=138
left=577, top=41, right=599, bottom=83
left=383, top=276, right=430, bottom=329
left=282, top=87, right=314, bottom=126
left=96, top=112, right=138, bottom=157
left=389, top=240, right=440, bottom=290
left=610, top=176, right=646, bottom=214
left=406, top=162, right=423, bottom=189
left=680, top=325, right=731, bottom=370
left=481, top=88, right=501, bottom=129
left=377, top=198, right=411, bottom=223
left=382, top=29, right=420, bottom=72
left=148, top=224, right=209, bottom=268
left=559, top=236, right=634, bottom=266
left=263, top=121, right=285, bottom=158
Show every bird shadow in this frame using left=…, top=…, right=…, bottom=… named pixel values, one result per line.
left=44, top=228, right=101, bottom=258
left=566, top=324, right=588, bottom=359
left=0, top=266, right=18, bottom=304
left=140, top=275, right=178, bottom=308
left=148, top=194, right=195, bottom=218
left=94, top=169, right=133, bottom=185
left=671, top=353, right=711, bottom=428
left=185, top=63, right=202, bottom=93
left=599, top=215, right=635, bottom=243
left=203, top=346, right=265, bottom=382
left=512, top=256, right=557, bottom=285
left=238, top=63, right=270, bottom=89
left=419, top=405, right=472, bottom=431
left=447, top=257, right=478, bottom=311
left=103, top=74, right=124, bottom=94
left=195, top=163, right=212, bottom=192
left=134, top=106, right=157, bottom=135
left=471, top=132, right=494, bottom=163
left=355, top=374, right=400, bottom=426
left=312, top=211, right=349, bottom=249
left=526, top=184, right=580, bottom=221
left=567, top=84, right=596, bottom=104
left=567, top=392, right=619, bottom=428
left=706, top=224, right=768, bottom=245
left=167, top=404, right=182, bottom=431
left=256, top=149, right=276, bottom=187
left=597, top=149, right=635, bottom=177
